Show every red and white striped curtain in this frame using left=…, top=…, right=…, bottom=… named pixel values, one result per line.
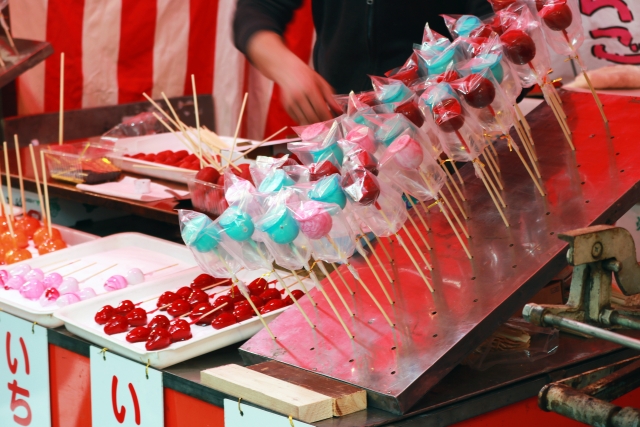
left=9, top=0, right=315, bottom=140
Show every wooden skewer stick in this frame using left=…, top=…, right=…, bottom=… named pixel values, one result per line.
left=41, top=258, right=81, bottom=270
left=482, top=149, right=503, bottom=190
left=144, top=263, right=180, bottom=275
left=0, top=181, right=14, bottom=235
left=514, top=103, right=534, bottom=145
left=443, top=178, right=469, bottom=219
left=330, top=232, right=394, bottom=305
left=136, top=280, right=231, bottom=306
left=231, top=126, right=289, bottom=162
left=231, top=93, right=249, bottom=158
left=290, top=269, right=317, bottom=307
left=419, top=170, right=470, bottom=237
left=3, top=141, right=14, bottom=221
left=316, top=260, right=355, bottom=316
left=487, top=139, right=498, bottom=157
left=478, top=154, right=506, bottom=208
left=151, top=113, right=213, bottom=168
left=404, top=192, right=431, bottom=232
left=481, top=148, right=503, bottom=194
left=63, top=262, right=98, bottom=277
left=331, top=263, right=355, bottom=295
left=398, top=190, right=432, bottom=251
left=475, top=162, right=509, bottom=227
left=484, top=145, right=501, bottom=173
left=13, top=136, right=26, bottom=214
left=43, top=259, right=81, bottom=273
left=313, top=275, right=355, bottom=338
left=358, top=227, right=394, bottom=285
left=59, top=53, right=65, bottom=145
left=440, top=161, right=466, bottom=201
left=450, top=160, right=464, bottom=186
left=509, top=136, right=546, bottom=197
left=545, top=91, right=575, bottom=150
left=372, top=232, right=394, bottom=265
left=241, top=286, right=277, bottom=340
left=79, top=263, right=118, bottom=283
left=514, top=119, right=539, bottom=165
left=40, top=151, right=52, bottom=235
left=190, top=74, right=204, bottom=169
left=377, top=208, right=434, bottom=292
left=422, top=178, right=473, bottom=259
left=29, top=145, right=46, bottom=222
left=271, top=269, right=316, bottom=328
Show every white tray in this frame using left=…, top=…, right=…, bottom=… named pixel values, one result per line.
left=55, top=268, right=315, bottom=369
left=0, top=233, right=197, bottom=327
left=107, top=132, right=299, bottom=184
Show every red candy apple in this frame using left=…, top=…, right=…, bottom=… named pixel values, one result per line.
left=187, top=288, right=209, bottom=305
left=145, top=328, right=171, bottom=351
left=341, top=168, right=381, bottom=206
left=167, top=299, right=192, bottom=317
left=453, top=75, right=496, bottom=109
left=309, top=161, right=340, bottom=181
left=190, top=274, right=217, bottom=289
left=126, top=308, right=148, bottom=327
left=500, top=30, right=536, bottom=65
left=114, top=300, right=135, bottom=316
left=189, top=303, right=216, bottom=325
left=259, top=299, right=286, bottom=314
left=247, top=278, right=268, bottom=296
left=259, top=288, right=281, bottom=303
left=95, top=305, right=115, bottom=325
left=433, top=98, right=465, bottom=133
left=157, top=291, right=179, bottom=310
left=104, top=315, right=129, bottom=335
left=176, top=286, right=193, bottom=300
left=126, top=326, right=151, bottom=343
left=211, top=312, right=238, bottom=330
left=394, top=101, right=424, bottom=127
left=148, top=315, right=170, bottom=330
left=168, top=319, right=192, bottom=342
left=234, top=305, right=255, bottom=322
left=540, top=1, right=572, bottom=31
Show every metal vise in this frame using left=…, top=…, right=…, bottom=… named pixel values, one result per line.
left=523, top=225, right=640, bottom=351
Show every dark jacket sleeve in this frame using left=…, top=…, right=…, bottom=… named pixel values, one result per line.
left=233, top=0, right=305, bottom=55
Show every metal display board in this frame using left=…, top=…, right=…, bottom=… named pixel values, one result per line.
left=240, top=92, right=640, bottom=414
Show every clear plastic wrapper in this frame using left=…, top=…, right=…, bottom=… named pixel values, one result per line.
left=289, top=119, right=344, bottom=166
left=537, top=0, right=584, bottom=56
left=292, top=201, right=356, bottom=264
left=384, top=52, right=421, bottom=86
left=102, top=112, right=165, bottom=139
left=379, top=133, right=446, bottom=201
left=339, top=139, right=379, bottom=177
left=419, top=82, right=487, bottom=162
left=371, top=76, right=414, bottom=104
left=344, top=123, right=377, bottom=154
left=308, top=174, right=348, bottom=209
left=498, top=4, right=552, bottom=88
left=178, top=210, right=242, bottom=278
left=462, top=317, right=559, bottom=371
left=257, top=168, right=296, bottom=193
left=414, top=42, right=458, bottom=76
left=255, top=200, right=313, bottom=271
left=453, top=68, right=518, bottom=137
left=341, top=166, right=407, bottom=236
left=250, top=155, right=292, bottom=190
left=442, top=14, right=484, bottom=38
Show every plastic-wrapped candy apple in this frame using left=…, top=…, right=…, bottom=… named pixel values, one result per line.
left=345, top=124, right=377, bottom=154
left=371, top=76, right=414, bottom=104
left=258, top=169, right=295, bottom=193
left=308, top=160, right=340, bottom=181
left=442, top=14, right=483, bottom=38
left=290, top=119, right=344, bottom=166
left=308, top=175, right=347, bottom=210
left=537, top=0, right=585, bottom=57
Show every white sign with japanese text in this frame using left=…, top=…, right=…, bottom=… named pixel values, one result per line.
left=0, top=311, right=51, bottom=427
left=90, top=346, right=163, bottom=427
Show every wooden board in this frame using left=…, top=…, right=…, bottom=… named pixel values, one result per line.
left=201, top=364, right=333, bottom=423
left=248, top=361, right=366, bottom=416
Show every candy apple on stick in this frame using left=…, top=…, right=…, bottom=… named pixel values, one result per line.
left=307, top=174, right=392, bottom=288
left=498, top=4, right=574, bottom=149
left=255, top=194, right=356, bottom=338
left=420, top=82, right=510, bottom=227
left=380, top=133, right=473, bottom=259
left=178, top=209, right=276, bottom=340
left=537, top=0, right=609, bottom=133
left=450, top=69, right=545, bottom=196
left=341, top=165, right=434, bottom=292
left=216, top=190, right=316, bottom=330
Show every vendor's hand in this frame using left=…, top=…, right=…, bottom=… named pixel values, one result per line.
left=247, top=31, right=342, bottom=125
left=276, top=59, right=342, bottom=125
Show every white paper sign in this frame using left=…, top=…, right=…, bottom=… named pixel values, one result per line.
left=90, top=346, right=163, bottom=427
left=224, top=399, right=313, bottom=427
left=0, top=311, right=51, bottom=427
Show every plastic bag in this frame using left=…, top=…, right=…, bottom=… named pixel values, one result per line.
left=289, top=119, right=345, bottom=166
left=537, top=0, right=585, bottom=56
left=371, top=76, right=414, bottom=104
left=442, top=14, right=484, bottom=38
left=102, top=112, right=165, bottom=138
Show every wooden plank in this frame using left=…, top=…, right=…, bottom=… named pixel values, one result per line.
left=248, top=361, right=366, bottom=416
left=201, top=364, right=333, bottom=423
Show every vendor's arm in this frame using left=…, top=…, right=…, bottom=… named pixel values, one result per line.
left=233, top=0, right=341, bottom=125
